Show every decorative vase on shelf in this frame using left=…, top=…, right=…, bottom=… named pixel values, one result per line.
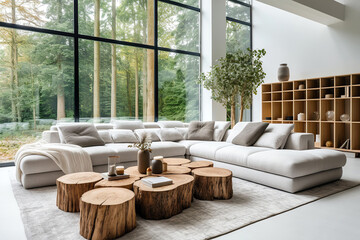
left=326, top=110, right=335, bottom=121
left=313, top=111, right=320, bottom=120
left=138, top=150, right=150, bottom=174
left=340, top=114, right=350, bottom=122
left=297, top=113, right=305, bottom=121
left=278, top=63, right=290, bottom=82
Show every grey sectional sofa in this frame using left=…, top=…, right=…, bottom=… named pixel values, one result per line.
left=17, top=121, right=346, bottom=193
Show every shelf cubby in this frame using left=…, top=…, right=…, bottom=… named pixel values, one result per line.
left=294, top=122, right=306, bottom=132
left=272, top=102, right=282, bottom=120
left=262, top=102, right=271, bottom=121
left=352, top=86, right=360, bottom=97
left=321, top=88, right=334, bottom=99
left=283, top=92, right=293, bottom=100
left=307, top=100, right=320, bottom=121
left=352, top=74, right=360, bottom=85
left=294, top=90, right=306, bottom=100
left=283, top=82, right=293, bottom=91
left=294, top=101, right=306, bottom=120
left=321, top=77, right=334, bottom=88
left=335, top=75, right=351, bottom=86
left=321, top=123, right=334, bottom=147
left=335, top=87, right=346, bottom=98
left=294, top=80, right=306, bottom=90
left=307, top=89, right=320, bottom=99
left=272, top=92, right=282, bottom=101
left=272, top=83, right=282, bottom=92
left=307, top=122, right=319, bottom=142
left=335, top=123, right=351, bottom=149
left=307, top=79, right=320, bottom=89
left=352, top=123, right=360, bottom=150
left=283, top=102, right=293, bottom=120
left=262, top=84, right=271, bottom=93
left=262, top=93, right=271, bottom=101
left=335, top=99, right=350, bottom=122
left=321, top=99, right=334, bottom=121
left=352, top=98, right=360, bottom=121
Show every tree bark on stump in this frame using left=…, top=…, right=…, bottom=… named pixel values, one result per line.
left=56, top=172, right=102, bottom=212
left=133, top=175, right=194, bottom=220
left=192, top=167, right=233, bottom=200
left=80, top=188, right=136, bottom=240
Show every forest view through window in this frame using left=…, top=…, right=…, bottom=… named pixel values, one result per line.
left=0, top=0, right=200, bottom=162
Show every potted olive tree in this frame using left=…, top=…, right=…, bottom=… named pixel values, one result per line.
left=198, top=49, right=266, bottom=127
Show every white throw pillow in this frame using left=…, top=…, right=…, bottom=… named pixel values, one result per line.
left=226, top=122, right=249, bottom=143
left=176, top=127, right=188, bottom=139
left=134, top=129, right=161, bottom=142
left=213, top=121, right=231, bottom=141
left=112, top=120, right=145, bottom=130
left=98, top=130, right=113, bottom=144
left=157, top=128, right=184, bottom=142
left=109, top=129, right=138, bottom=143
left=157, top=121, right=184, bottom=128
left=254, top=124, right=294, bottom=149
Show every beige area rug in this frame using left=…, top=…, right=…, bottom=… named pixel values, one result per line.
left=9, top=169, right=359, bottom=240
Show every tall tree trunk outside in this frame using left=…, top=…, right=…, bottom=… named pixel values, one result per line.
left=56, top=0, right=65, bottom=120
left=93, top=0, right=101, bottom=120
left=30, top=62, right=37, bottom=129
left=10, top=0, right=20, bottom=122
left=146, top=0, right=155, bottom=122
left=135, top=50, right=139, bottom=119
left=126, top=70, right=132, bottom=116
left=239, top=96, right=244, bottom=122
left=110, top=0, right=116, bottom=119
left=141, top=0, right=147, bottom=120
left=231, top=95, right=236, bottom=128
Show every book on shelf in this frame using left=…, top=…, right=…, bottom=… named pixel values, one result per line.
left=141, top=176, right=173, bottom=188
left=101, top=173, right=130, bottom=181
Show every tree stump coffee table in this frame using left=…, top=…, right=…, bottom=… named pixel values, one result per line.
left=182, top=160, right=214, bottom=170
left=163, top=158, right=190, bottom=166
left=94, top=176, right=140, bottom=190
left=56, top=172, right=102, bottom=212
left=125, top=166, right=191, bottom=178
left=192, top=167, right=233, bottom=200
left=133, top=174, right=194, bottom=220
left=80, top=188, right=136, bottom=240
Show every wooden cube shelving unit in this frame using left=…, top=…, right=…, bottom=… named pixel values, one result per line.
left=261, top=73, right=360, bottom=154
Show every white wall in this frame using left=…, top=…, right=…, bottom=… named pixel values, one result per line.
left=252, top=0, right=360, bottom=121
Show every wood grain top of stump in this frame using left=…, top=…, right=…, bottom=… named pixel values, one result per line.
left=133, top=174, right=194, bottom=192
left=94, top=176, right=140, bottom=189
left=163, top=166, right=191, bottom=175
left=182, top=161, right=214, bottom=170
left=81, top=187, right=135, bottom=206
left=163, top=158, right=191, bottom=166
left=57, top=172, right=102, bottom=185
left=192, top=167, right=232, bottom=178
left=124, top=166, right=147, bottom=178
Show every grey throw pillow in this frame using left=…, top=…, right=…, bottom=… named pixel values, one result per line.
left=187, top=121, right=215, bottom=140
left=232, top=122, right=269, bottom=146
left=57, top=123, right=105, bottom=147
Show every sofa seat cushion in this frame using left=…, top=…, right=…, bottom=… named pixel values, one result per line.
left=215, top=145, right=270, bottom=167
left=177, top=140, right=205, bottom=155
left=20, top=155, right=61, bottom=174
left=150, top=142, right=186, bottom=157
left=247, top=149, right=346, bottom=178
left=103, top=144, right=139, bottom=163
left=83, top=146, right=118, bottom=166
left=189, top=142, right=232, bottom=160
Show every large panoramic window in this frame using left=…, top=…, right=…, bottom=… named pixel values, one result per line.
left=0, top=0, right=200, bottom=163
left=226, top=0, right=252, bottom=121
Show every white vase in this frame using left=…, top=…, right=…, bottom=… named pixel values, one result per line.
left=297, top=113, right=305, bottom=121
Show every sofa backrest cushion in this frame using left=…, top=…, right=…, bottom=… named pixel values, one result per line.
left=213, top=121, right=231, bottom=141
left=157, top=128, right=184, bottom=142
left=134, top=129, right=161, bottom=142
left=57, top=123, right=105, bottom=147
left=158, top=121, right=184, bottom=128
left=176, top=127, right=188, bottom=139
left=254, top=124, right=294, bottom=149
left=109, top=129, right=138, bottom=143
left=231, top=122, right=269, bottom=146
left=187, top=121, right=215, bottom=141
left=98, top=130, right=113, bottom=144
left=143, top=122, right=160, bottom=128
left=226, top=122, right=249, bottom=143
left=112, top=120, right=145, bottom=130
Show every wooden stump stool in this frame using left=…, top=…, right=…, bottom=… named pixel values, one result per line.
left=94, top=176, right=140, bottom=190
left=163, top=158, right=190, bottom=166
left=80, top=188, right=136, bottom=240
left=133, top=175, right=194, bottom=220
left=192, top=167, right=233, bottom=200
left=56, top=172, right=102, bottom=212
left=182, top=160, right=214, bottom=170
